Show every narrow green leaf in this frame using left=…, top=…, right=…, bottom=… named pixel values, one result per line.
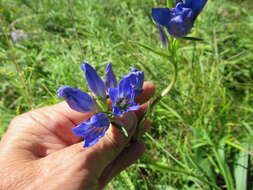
left=242, top=122, right=253, bottom=138
left=130, top=41, right=173, bottom=59
left=160, top=101, right=184, bottom=122
left=111, top=121, right=128, bottom=137
left=183, top=36, right=203, bottom=41
left=138, top=162, right=221, bottom=190
left=118, top=125, right=128, bottom=137
left=234, top=143, right=250, bottom=190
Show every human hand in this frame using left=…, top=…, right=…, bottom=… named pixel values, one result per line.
left=0, top=82, right=155, bottom=190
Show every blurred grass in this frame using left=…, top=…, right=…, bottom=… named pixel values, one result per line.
left=1, top=0, right=253, bottom=189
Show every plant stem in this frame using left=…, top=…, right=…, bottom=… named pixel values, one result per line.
left=150, top=57, right=178, bottom=110
left=133, top=57, right=178, bottom=140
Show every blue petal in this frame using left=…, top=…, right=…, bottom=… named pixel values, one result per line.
left=84, top=128, right=106, bottom=147
left=72, top=113, right=110, bottom=147
left=129, top=67, right=144, bottom=96
left=108, top=88, right=119, bottom=105
left=130, top=67, right=138, bottom=72
left=89, top=113, right=110, bottom=127
left=183, top=0, right=208, bottom=19
left=105, top=63, right=117, bottom=89
left=81, top=62, right=106, bottom=98
left=167, top=11, right=193, bottom=37
left=118, top=73, right=134, bottom=99
left=118, top=68, right=144, bottom=99
left=72, top=122, right=92, bottom=136
left=112, top=106, right=123, bottom=116
left=152, top=8, right=172, bottom=27
left=57, top=86, right=96, bottom=112
left=132, top=68, right=144, bottom=88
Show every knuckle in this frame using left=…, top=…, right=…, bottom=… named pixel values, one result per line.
left=103, top=112, right=138, bottom=153
left=105, top=129, right=124, bottom=154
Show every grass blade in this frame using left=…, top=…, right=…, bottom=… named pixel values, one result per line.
left=234, top=143, right=250, bottom=190
left=139, top=162, right=221, bottom=190
left=130, top=41, right=173, bottom=59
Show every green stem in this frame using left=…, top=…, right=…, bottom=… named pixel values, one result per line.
left=150, top=58, right=178, bottom=110
left=133, top=57, right=178, bottom=140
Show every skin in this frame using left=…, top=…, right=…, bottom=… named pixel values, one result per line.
left=0, top=82, right=155, bottom=190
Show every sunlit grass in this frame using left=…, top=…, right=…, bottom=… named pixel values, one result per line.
left=0, top=0, right=253, bottom=189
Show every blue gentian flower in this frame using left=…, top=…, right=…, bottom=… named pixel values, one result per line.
left=58, top=86, right=109, bottom=147
left=72, top=113, right=110, bottom=147
left=58, top=63, right=111, bottom=147
left=152, top=0, right=208, bottom=39
left=58, top=63, right=143, bottom=147
left=109, top=68, right=144, bottom=116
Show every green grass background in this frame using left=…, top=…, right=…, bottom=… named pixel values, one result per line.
left=1, top=0, right=253, bottom=189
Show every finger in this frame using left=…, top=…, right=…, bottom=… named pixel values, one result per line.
left=52, top=112, right=138, bottom=176
left=135, top=81, right=155, bottom=104
left=51, top=101, right=93, bottom=126
left=30, top=103, right=93, bottom=144
left=134, top=102, right=149, bottom=120
left=99, top=141, right=146, bottom=189
left=130, top=119, right=151, bottom=142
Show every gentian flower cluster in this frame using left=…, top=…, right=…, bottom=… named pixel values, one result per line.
left=57, top=63, right=144, bottom=147
left=152, top=0, right=208, bottom=43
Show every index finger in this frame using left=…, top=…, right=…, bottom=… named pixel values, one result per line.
left=51, top=101, right=93, bottom=126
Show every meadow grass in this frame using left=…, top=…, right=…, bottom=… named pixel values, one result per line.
left=1, top=0, right=253, bottom=189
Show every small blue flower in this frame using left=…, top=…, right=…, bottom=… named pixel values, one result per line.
left=152, top=0, right=208, bottom=38
left=109, top=68, right=144, bottom=116
left=81, top=62, right=107, bottom=98
left=57, top=86, right=96, bottom=112
left=58, top=63, right=144, bottom=147
left=105, top=63, right=117, bottom=89
left=72, top=113, right=110, bottom=147
left=57, top=63, right=117, bottom=147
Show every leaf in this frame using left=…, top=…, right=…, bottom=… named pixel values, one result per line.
left=130, top=41, right=173, bottom=59
left=160, top=101, right=184, bottom=122
left=242, top=122, right=253, bottom=138
left=138, top=162, right=221, bottom=190
left=183, top=36, right=204, bottom=41
left=120, top=171, right=135, bottom=190
left=234, top=143, right=250, bottom=190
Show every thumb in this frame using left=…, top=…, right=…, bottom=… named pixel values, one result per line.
left=49, top=111, right=137, bottom=176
